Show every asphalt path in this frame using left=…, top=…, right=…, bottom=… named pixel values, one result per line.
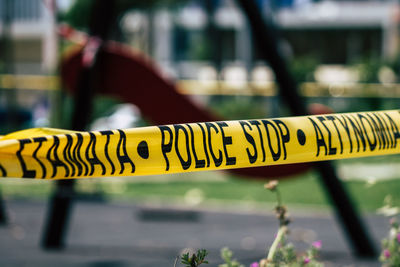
left=0, top=199, right=387, bottom=266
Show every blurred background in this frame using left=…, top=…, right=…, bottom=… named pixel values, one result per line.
left=3, top=0, right=400, bottom=132
left=1, top=0, right=400, bottom=265
left=0, top=0, right=397, bottom=205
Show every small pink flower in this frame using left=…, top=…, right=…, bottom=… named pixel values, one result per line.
left=250, top=262, right=259, bottom=267
left=312, top=240, right=322, bottom=249
left=397, top=233, right=400, bottom=243
left=384, top=249, right=390, bottom=259
left=304, top=257, right=310, bottom=264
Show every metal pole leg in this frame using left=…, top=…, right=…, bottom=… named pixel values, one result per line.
left=0, top=189, right=7, bottom=225
left=235, top=0, right=377, bottom=257
left=41, top=0, right=116, bottom=250
left=41, top=180, right=74, bottom=249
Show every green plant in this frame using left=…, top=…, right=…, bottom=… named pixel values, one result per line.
left=179, top=249, right=209, bottom=267
left=378, top=195, right=400, bottom=266
left=219, top=247, right=244, bottom=267
left=178, top=181, right=325, bottom=267
left=257, top=180, right=324, bottom=267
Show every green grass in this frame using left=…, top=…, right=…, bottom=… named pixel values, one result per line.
left=338, top=154, right=400, bottom=164
left=109, top=173, right=400, bottom=212
left=347, top=179, right=400, bottom=210
left=2, top=167, right=399, bottom=212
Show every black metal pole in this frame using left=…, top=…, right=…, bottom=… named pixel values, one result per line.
left=0, top=0, right=16, bottom=226
left=0, top=189, right=7, bottom=225
left=235, top=0, right=376, bottom=257
left=41, top=0, right=116, bottom=250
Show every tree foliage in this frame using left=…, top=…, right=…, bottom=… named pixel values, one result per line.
left=63, top=0, right=186, bottom=31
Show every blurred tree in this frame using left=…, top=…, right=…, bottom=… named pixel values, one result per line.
left=352, top=57, right=385, bottom=110
left=63, top=0, right=186, bottom=32
left=354, top=57, right=383, bottom=83
left=386, top=54, right=400, bottom=83
left=209, top=96, right=267, bottom=120
left=290, top=55, right=318, bottom=83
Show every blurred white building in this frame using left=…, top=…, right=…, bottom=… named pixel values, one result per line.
left=0, top=0, right=57, bottom=74
left=123, top=0, right=400, bottom=80
left=278, top=0, right=399, bottom=63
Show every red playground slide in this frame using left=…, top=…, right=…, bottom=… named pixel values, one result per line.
left=61, top=42, right=311, bottom=179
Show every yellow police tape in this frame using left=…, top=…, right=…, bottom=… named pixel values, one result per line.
left=1, top=110, right=400, bottom=179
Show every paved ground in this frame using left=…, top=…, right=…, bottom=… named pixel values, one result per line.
left=0, top=199, right=388, bottom=266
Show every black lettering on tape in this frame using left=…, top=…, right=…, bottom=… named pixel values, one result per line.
left=33, top=137, right=47, bottom=178
left=336, top=115, right=353, bottom=153
left=239, top=121, right=257, bottom=164
left=366, top=114, right=386, bottom=150
left=348, top=115, right=367, bottom=152
left=85, top=133, right=106, bottom=176
left=74, top=133, right=88, bottom=176
left=17, top=139, right=36, bottom=178
left=100, top=130, right=116, bottom=174
left=116, top=130, right=135, bottom=174
left=47, top=136, right=70, bottom=178
left=74, top=133, right=87, bottom=176
left=205, top=122, right=223, bottom=167
left=377, top=113, right=394, bottom=149
left=317, top=117, right=337, bottom=155
left=159, top=126, right=173, bottom=171
left=4, top=110, right=400, bottom=179
left=326, top=116, right=343, bottom=154
left=384, top=113, right=400, bottom=148
left=187, top=124, right=205, bottom=168
left=273, top=120, right=290, bottom=160
left=174, top=125, right=192, bottom=170
left=63, top=134, right=77, bottom=177
left=217, top=122, right=236, bottom=166
left=0, top=163, right=6, bottom=177
left=309, top=118, right=327, bottom=157
left=197, top=123, right=210, bottom=167
left=250, top=120, right=266, bottom=162
left=358, top=114, right=377, bottom=151
left=371, top=114, right=389, bottom=150
left=262, top=120, right=281, bottom=161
